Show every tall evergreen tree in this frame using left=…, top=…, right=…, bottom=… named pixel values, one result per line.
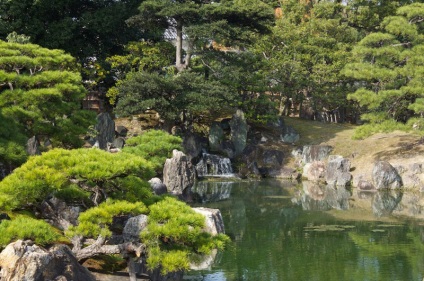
left=343, top=3, right=424, bottom=138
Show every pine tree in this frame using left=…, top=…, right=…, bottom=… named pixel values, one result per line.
left=0, top=40, right=95, bottom=167
left=343, top=3, right=424, bottom=138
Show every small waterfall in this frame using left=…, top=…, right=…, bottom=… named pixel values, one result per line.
left=195, top=153, right=235, bottom=178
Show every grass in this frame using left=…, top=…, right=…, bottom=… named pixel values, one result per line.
left=282, top=117, right=424, bottom=185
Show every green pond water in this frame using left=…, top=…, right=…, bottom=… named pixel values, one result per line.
left=184, top=179, right=424, bottom=281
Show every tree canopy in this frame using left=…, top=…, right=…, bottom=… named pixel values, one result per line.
left=0, top=40, right=95, bottom=167
left=343, top=3, right=424, bottom=138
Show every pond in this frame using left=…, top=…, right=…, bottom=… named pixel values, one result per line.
left=184, top=179, right=424, bottom=281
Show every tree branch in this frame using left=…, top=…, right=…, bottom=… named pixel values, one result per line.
left=71, top=235, right=145, bottom=261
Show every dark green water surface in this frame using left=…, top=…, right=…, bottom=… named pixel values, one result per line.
left=184, top=180, right=424, bottom=281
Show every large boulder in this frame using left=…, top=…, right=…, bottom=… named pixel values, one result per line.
left=0, top=240, right=95, bottom=281
left=193, top=207, right=225, bottom=235
left=301, top=145, right=333, bottom=164
left=94, top=112, right=115, bottom=150
left=208, top=122, right=225, bottom=153
left=302, top=161, right=326, bottom=182
left=281, top=125, right=300, bottom=144
left=325, top=156, right=352, bottom=187
left=229, top=110, right=248, bottom=156
left=372, top=161, right=403, bottom=189
left=39, top=197, right=81, bottom=231
left=183, top=132, right=204, bottom=160
left=163, top=150, right=196, bottom=195
left=123, top=215, right=148, bottom=243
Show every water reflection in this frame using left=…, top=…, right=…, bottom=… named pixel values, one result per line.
left=186, top=179, right=424, bottom=281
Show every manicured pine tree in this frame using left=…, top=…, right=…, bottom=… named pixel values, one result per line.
left=343, top=3, right=424, bottom=138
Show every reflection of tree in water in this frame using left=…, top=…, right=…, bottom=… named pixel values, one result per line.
left=187, top=180, right=424, bottom=281
left=372, top=190, right=403, bottom=217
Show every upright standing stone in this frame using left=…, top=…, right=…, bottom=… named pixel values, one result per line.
left=372, top=161, right=403, bottom=189
left=163, top=150, right=196, bottom=195
left=94, top=112, right=115, bottom=150
left=229, top=110, right=248, bottom=156
left=26, top=136, right=40, bottom=155
left=209, top=122, right=224, bottom=152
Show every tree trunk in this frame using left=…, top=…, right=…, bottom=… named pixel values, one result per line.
left=128, top=257, right=138, bottom=281
left=175, top=21, right=185, bottom=72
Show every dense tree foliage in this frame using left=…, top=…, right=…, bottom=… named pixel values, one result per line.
left=254, top=1, right=359, bottom=120
left=134, top=0, right=274, bottom=71
left=123, top=130, right=182, bottom=172
left=343, top=3, right=424, bottom=138
left=0, top=0, right=143, bottom=61
left=0, top=40, right=95, bottom=167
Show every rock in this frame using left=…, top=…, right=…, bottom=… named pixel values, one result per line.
left=394, top=163, right=424, bottom=190
left=39, top=197, right=81, bottom=231
left=148, top=178, right=168, bottom=195
left=229, top=109, right=248, bottom=156
left=193, top=207, right=225, bottom=236
left=281, top=125, right=300, bottom=144
left=302, top=161, right=326, bottom=182
left=123, top=215, right=148, bottom=243
left=372, top=161, right=403, bottom=189
left=94, top=113, right=115, bottom=150
left=182, top=133, right=203, bottom=160
left=208, top=122, right=224, bottom=152
left=301, top=145, right=333, bottom=164
left=111, top=137, right=125, bottom=149
left=262, top=150, right=284, bottom=166
left=357, top=179, right=376, bottom=191
left=267, top=167, right=301, bottom=180
left=325, top=156, right=352, bottom=187
left=163, top=150, right=196, bottom=195
left=0, top=240, right=95, bottom=281
left=221, top=141, right=235, bottom=159
left=26, top=136, right=40, bottom=156
left=115, top=125, right=128, bottom=137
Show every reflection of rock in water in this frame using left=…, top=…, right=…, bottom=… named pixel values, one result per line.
left=227, top=199, right=247, bottom=241
left=190, top=249, right=218, bottom=270
left=297, top=181, right=351, bottom=211
left=191, top=181, right=233, bottom=203
left=195, top=153, right=234, bottom=177
left=372, top=190, right=403, bottom=217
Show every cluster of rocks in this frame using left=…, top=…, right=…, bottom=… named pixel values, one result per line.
left=0, top=201, right=225, bottom=281
left=295, top=144, right=424, bottom=191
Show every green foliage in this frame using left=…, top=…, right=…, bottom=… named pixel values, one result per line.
left=123, top=130, right=182, bottom=172
left=106, top=41, right=175, bottom=105
left=0, top=40, right=96, bottom=149
left=114, top=71, right=236, bottom=124
left=254, top=1, right=359, bottom=117
left=142, top=197, right=229, bottom=274
left=67, top=200, right=147, bottom=238
left=343, top=3, right=424, bottom=137
left=0, top=216, right=60, bottom=247
left=0, top=0, right=144, bottom=61
left=6, top=31, right=30, bottom=44
left=0, top=148, right=155, bottom=210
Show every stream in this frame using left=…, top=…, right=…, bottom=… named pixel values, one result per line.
left=184, top=179, right=424, bottom=281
